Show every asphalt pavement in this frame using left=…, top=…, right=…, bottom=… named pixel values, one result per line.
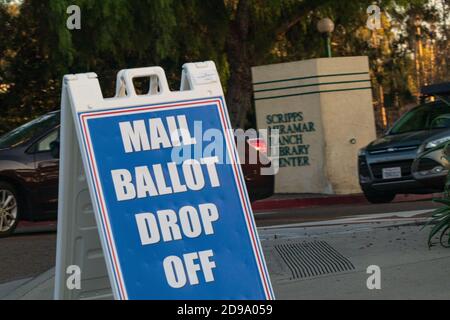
left=0, top=232, right=56, bottom=285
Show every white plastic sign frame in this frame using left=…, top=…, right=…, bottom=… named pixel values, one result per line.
left=54, top=61, right=274, bottom=300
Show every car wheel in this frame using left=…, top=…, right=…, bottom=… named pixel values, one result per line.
left=363, top=188, right=396, bottom=204
left=0, top=182, right=20, bottom=237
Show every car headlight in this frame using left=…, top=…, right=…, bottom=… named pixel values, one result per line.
left=358, top=148, right=366, bottom=156
left=425, top=136, right=450, bottom=150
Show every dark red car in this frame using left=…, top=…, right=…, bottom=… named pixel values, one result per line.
left=0, top=111, right=274, bottom=236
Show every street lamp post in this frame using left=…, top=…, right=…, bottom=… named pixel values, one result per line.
left=414, top=15, right=423, bottom=96
left=317, top=18, right=335, bottom=58
left=429, top=23, right=437, bottom=84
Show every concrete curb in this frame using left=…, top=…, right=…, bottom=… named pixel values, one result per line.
left=251, top=193, right=440, bottom=212
left=0, top=278, right=31, bottom=299
left=2, top=268, right=54, bottom=300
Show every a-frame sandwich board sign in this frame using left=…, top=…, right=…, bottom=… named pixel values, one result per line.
left=54, top=61, right=274, bottom=300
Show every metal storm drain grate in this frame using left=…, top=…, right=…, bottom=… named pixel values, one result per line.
left=275, top=241, right=355, bottom=280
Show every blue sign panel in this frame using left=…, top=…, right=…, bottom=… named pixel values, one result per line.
left=77, top=97, right=274, bottom=300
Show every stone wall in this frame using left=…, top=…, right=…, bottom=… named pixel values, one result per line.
left=252, top=57, right=376, bottom=194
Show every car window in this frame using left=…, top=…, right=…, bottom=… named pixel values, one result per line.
left=430, top=114, right=450, bottom=129
left=389, top=103, right=450, bottom=134
left=0, top=112, right=60, bottom=149
left=36, top=129, right=59, bottom=152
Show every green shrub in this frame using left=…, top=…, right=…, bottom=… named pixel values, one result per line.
left=425, top=143, right=450, bottom=248
left=426, top=198, right=450, bottom=248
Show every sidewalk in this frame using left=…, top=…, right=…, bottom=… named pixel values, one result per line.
left=252, top=193, right=441, bottom=212
left=1, top=268, right=54, bottom=300
left=261, top=221, right=450, bottom=299
left=3, top=218, right=450, bottom=300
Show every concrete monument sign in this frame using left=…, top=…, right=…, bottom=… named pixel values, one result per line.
left=252, top=57, right=376, bottom=194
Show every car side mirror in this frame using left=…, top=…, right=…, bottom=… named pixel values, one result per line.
left=50, top=140, right=60, bottom=159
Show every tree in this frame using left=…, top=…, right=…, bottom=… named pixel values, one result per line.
left=0, top=0, right=63, bottom=130
left=223, top=0, right=333, bottom=128
left=0, top=0, right=448, bottom=135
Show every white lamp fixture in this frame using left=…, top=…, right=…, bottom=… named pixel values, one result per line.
left=317, top=18, right=335, bottom=34
left=317, top=18, right=335, bottom=58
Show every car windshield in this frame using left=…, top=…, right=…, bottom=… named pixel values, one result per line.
left=389, top=103, right=450, bottom=135
left=0, top=113, right=59, bottom=149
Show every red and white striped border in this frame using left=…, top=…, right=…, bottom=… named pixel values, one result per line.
left=78, top=97, right=274, bottom=300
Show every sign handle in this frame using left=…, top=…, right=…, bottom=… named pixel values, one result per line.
left=115, top=67, right=170, bottom=97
